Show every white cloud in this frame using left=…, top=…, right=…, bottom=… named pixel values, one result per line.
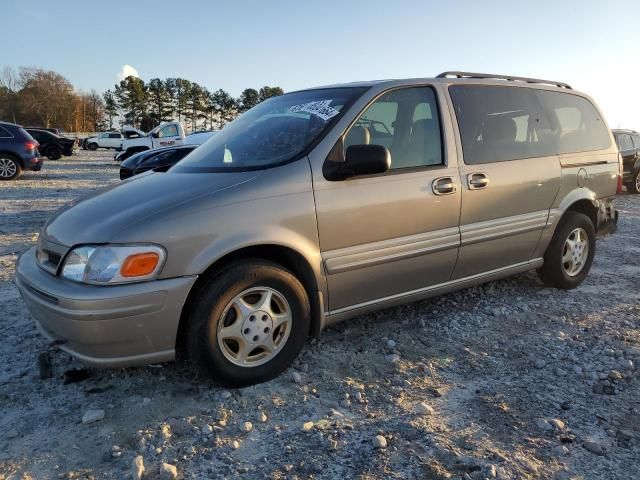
left=116, top=65, right=140, bottom=82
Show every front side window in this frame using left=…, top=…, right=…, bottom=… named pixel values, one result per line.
left=158, top=125, right=179, bottom=138
left=109, top=133, right=121, bottom=139
left=633, top=135, right=640, bottom=149
left=173, top=87, right=368, bottom=172
left=100, top=133, right=109, bottom=138
left=343, top=87, right=443, bottom=169
left=449, top=85, right=610, bottom=165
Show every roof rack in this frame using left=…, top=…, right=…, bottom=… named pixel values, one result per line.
left=436, top=71, right=572, bottom=89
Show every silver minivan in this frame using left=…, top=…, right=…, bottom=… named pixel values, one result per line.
left=16, top=72, right=619, bottom=386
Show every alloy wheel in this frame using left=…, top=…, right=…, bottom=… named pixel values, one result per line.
left=0, top=158, right=17, bottom=178
left=217, top=287, right=292, bottom=367
left=562, top=227, right=589, bottom=277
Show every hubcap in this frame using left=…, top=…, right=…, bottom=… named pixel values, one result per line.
left=0, top=158, right=17, bottom=178
left=562, top=227, right=589, bottom=277
left=217, top=287, right=292, bottom=367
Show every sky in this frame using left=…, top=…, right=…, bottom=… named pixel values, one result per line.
left=3, top=0, right=640, bottom=130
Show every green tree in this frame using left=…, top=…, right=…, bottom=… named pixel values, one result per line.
left=147, top=78, right=172, bottom=127
left=113, top=75, right=147, bottom=128
left=211, top=89, right=237, bottom=129
left=103, top=89, right=118, bottom=130
left=238, top=88, right=260, bottom=112
left=174, top=78, right=192, bottom=125
left=258, top=86, right=284, bottom=102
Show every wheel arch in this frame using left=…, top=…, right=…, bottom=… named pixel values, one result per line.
left=175, top=243, right=324, bottom=356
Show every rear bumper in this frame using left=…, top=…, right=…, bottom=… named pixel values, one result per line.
left=24, top=156, right=44, bottom=171
left=15, top=246, right=197, bottom=367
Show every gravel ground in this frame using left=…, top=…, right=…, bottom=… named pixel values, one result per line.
left=0, top=150, right=639, bottom=480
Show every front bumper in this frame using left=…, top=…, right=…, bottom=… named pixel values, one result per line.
left=15, top=246, right=197, bottom=367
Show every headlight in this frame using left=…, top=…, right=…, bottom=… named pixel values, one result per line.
left=61, top=244, right=166, bottom=284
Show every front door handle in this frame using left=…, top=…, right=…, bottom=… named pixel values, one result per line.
left=432, top=176, right=457, bottom=195
left=468, top=173, right=490, bottom=190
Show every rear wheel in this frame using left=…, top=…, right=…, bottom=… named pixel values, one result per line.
left=186, top=260, right=310, bottom=387
left=537, top=211, right=595, bottom=289
left=628, top=170, right=640, bottom=194
left=87, top=142, right=98, bottom=151
left=0, top=155, right=22, bottom=181
left=46, top=145, right=62, bottom=160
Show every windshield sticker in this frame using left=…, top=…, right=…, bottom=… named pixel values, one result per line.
left=289, top=100, right=339, bottom=121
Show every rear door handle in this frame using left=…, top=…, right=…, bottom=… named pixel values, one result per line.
left=468, top=173, right=489, bottom=190
left=432, top=176, right=457, bottom=195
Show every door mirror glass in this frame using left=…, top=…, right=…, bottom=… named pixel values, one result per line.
left=326, top=144, right=390, bottom=180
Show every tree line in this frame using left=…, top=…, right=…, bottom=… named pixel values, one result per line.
left=0, top=66, right=283, bottom=133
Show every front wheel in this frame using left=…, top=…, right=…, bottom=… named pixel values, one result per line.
left=186, top=260, right=310, bottom=387
left=87, top=142, right=98, bottom=151
left=628, top=170, right=640, bottom=194
left=537, top=211, right=595, bottom=290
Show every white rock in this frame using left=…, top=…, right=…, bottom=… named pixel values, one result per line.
left=158, top=462, right=178, bottom=480
left=82, top=409, right=105, bottom=424
left=5, top=428, right=19, bottom=439
left=535, top=418, right=553, bottom=431
left=292, top=371, right=302, bottom=384
left=232, top=440, right=240, bottom=449
left=553, top=445, right=569, bottom=456
left=242, top=421, right=253, bottom=433
left=549, top=418, right=566, bottom=430
left=301, top=421, right=314, bottom=432
left=132, top=455, right=145, bottom=480
left=415, top=402, right=435, bottom=415
left=221, top=390, right=232, bottom=399
left=385, top=354, right=400, bottom=363
left=583, top=440, right=605, bottom=456
left=386, top=339, right=396, bottom=349
left=373, top=435, right=387, bottom=449
left=533, top=359, right=546, bottom=369
left=202, top=424, right=213, bottom=435
left=258, top=411, right=268, bottom=423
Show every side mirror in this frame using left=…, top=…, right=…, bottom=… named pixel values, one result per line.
left=151, top=132, right=159, bottom=138
left=324, top=144, right=390, bottom=180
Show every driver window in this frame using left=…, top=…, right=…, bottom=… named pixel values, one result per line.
left=344, top=87, right=443, bottom=169
left=158, top=124, right=178, bottom=138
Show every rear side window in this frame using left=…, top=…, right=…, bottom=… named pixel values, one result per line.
left=0, top=126, right=12, bottom=138
left=537, top=90, right=610, bottom=155
left=109, top=133, right=121, bottom=139
left=449, top=86, right=610, bottom=164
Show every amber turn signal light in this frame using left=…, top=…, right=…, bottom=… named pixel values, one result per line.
left=120, top=252, right=160, bottom=277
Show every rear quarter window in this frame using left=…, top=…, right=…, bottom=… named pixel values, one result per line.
left=0, top=126, right=12, bottom=138
left=449, top=85, right=611, bottom=165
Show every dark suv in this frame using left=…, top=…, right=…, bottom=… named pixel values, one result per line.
left=0, top=122, right=43, bottom=180
left=25, top=128, right=75, bottom=160
left=612, top=129, right=640, bottom=193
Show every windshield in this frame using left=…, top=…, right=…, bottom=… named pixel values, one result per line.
left=172, top=87, right=368, bottom=172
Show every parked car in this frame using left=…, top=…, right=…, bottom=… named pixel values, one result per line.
left=120, top=145, right=197, bottom=180
left=612, top=129, right=640, bottom=193
left=0, top=121, right=43, bottom=180
left=115, top=121, right=186, bottom=162
left=84, top=132, right=123, bottom=150
left=15, top=72, right=619, bottom=386
left=25, top=127, right=64, bottom=136
left=25, top=129, right=75, bottom=160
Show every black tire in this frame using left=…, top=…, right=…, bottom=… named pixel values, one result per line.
left=46, top=145, right=62, bottom=160
left=628, top=170, right=640, bottom=194
left=537, top=211, right=596, bottom=290
left=87, top=142, right=98, bottom=151
left=186, top=260, right=310, bottom=387
left=0, top=154, right=22, bottom=181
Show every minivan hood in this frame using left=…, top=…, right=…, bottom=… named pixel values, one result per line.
left=43, top=171, right=260, bottom=246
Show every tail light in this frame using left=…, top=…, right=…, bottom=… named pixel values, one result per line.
left=25, top=141, right=38, bottom=151
left=616, top=152, right=623, bottom=194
